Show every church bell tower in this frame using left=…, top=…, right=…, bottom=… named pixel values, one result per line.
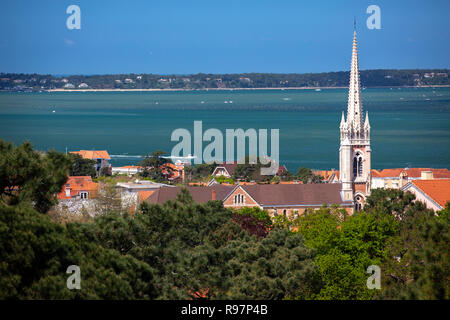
left=339, top=28, right=371, bottom=211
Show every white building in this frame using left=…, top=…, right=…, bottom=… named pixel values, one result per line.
left=116, top=180, right=173, bottom=210
left=112, top=165, right=143, bottom=176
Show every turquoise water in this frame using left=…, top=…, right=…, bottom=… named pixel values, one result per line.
left=0, top=87, right=449, bottom=172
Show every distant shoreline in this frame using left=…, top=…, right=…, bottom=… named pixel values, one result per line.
left=45, top=85, right=450, bottom=92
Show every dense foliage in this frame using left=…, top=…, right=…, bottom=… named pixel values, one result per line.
left=2, top=70, right=449, bottom=91
left=0, top=141, right=448, bottom=300
left=0, top=140, right=70, bottom=213
left=139, top=150, right=172, bottom=182
left=68, top=153, right=97, bottom=178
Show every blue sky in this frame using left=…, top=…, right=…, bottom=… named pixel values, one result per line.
left=0, top=0, right=449, bottom=75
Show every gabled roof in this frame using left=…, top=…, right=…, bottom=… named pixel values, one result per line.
left=145, top=183, right=352, bottom=208
left=233, top=183, right=351, bottom=207
left=408, top=180, right=450, bottom=209
left=71, top=150, right=111, bottom=160
left=212, top=162, right=239, bottom=176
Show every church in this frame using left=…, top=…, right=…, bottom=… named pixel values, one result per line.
left=144, top=29, right=372, bottom=216
left=339, top=29, right=371, bottom=211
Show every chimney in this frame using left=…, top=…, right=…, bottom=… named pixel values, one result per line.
left=421, top=171, right=433, bottom=180
left=212, top=189, right=216, bottom=200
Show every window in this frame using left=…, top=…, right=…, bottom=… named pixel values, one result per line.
left=80, top=191, right=88, bottom=199
left=283, top=209, right=287, bottom=217
left=273, top=209, right=277, bottom=217
left=354, top=196, right=363, bottom=211
left=353, top=152, right=363, bottom=178
left=358, top=157, right=363, bottom=176
left=234, top=194, right=245, bottom=204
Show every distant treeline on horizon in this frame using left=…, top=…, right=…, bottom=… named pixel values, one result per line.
left=1, top=69, right=449, bottom=91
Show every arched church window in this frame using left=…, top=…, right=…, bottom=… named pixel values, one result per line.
left=358, top=157, right=363, bottom=176
left=353, top=157, right=358, bottom=178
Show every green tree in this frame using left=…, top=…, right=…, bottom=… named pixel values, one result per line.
left=68, top=153, right=96, bottom=178
left=0, top=140, right=70, bottom=213
left=0, top=202, right=158, bottom=299
left=140, top=150, right=172, bottom=182
left=296, top=167, right=323, bottom=184
left=373, top=190, right=449, bottom=300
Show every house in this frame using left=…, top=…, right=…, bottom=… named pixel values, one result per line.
left=116, top=180, right=172, bottom=210
left=371, top=168, right=450, bottom=189
left=57, top=176, right=99, bottom=200
left=401, top=179, right=450, bottom=212
left=70, top=150, right=112, bottom=175
left=211, top=162, right=288, bottom=179
left=161, top=162, right=186, bottom=182
left=145, top=183, right=354, bottom=218
left=212, top=163, right=238, bottom=178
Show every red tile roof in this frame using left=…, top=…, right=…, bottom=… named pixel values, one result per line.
left=57, top=176, right=99, bottom=199
left=371, top=168, right=450, bottom=178
left=71, top=150, right=111, bottom=160
left=138, top=190, right=155, bottom=203
left=411, top=180, right=450, bottom=208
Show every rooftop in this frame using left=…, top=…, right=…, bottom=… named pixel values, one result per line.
left=410, top=179, right=450, bottom=208
left=71, top=150, right=111, bottom=160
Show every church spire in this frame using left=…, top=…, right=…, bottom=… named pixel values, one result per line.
left=365, top=111, right=370, bottom=128
left=340, top=110, right=346, bottom=127
left=346, top=29, right=363, bottom=128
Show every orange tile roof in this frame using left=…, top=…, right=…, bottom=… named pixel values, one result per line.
left=138, top=190, right=155, bottom=203
left=372, top=168, right=450, bottom=179
left=57, top=176, right=99, bottom=199
left=278, top=181, right=303, bottom=184
left=117, top=165, right=143, bottom=169
left=71, top=150, right=111, bottom=160
left=313, top=170, right=339, bottom=182
left=411, top=179, right=450, bottom=208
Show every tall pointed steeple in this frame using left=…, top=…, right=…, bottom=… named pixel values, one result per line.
left=339, top=26, right=372, bottom=208
left=346, top=29, right=363, bottom=129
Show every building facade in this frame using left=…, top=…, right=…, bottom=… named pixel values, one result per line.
left=339, top=30, right=371, bottom=211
